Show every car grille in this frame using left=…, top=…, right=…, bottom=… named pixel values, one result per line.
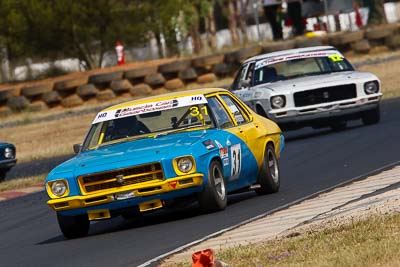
left=293, top=84, right=357, bottom=107
left=78, top=163, right=164, bottom=194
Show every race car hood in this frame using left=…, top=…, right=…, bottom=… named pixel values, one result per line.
left=252, top=71, right=378, bottom=94
left=48, top=130, right=214, bottom=177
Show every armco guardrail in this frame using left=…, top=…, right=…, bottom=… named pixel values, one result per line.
left=1, top=23, right=399, bottom=116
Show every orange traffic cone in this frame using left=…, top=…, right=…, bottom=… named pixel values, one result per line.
left=192, top=249, right=215, bottom=267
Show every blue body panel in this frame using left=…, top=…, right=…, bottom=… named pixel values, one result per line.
left=47, top=129, right=260, bottom=215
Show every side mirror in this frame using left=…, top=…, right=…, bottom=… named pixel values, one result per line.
left=73, top=144, right=82, bottom=154
left=239, top=79, right=250, bottom=89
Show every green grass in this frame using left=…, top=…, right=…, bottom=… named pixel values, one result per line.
left=162, top=213, right=400, bottom=266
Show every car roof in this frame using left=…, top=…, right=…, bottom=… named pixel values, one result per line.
left=243, top=45, right=339, bottom=64
left=101, top=88, right=228, bottom=112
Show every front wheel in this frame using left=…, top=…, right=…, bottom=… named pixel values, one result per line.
left=362, top=106, right=380, bottom=125
left=57, top=213, right=90, bottom=239
left=255, top=144, right=280, bottom=195
left=198, top=160, right=227, bottom=213
left=0, top=169, right=9, bottom=182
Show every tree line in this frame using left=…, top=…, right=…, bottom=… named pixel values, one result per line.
left=0, top=0, right=388, bottom=74
left=0, top=0, right=242, bottom=71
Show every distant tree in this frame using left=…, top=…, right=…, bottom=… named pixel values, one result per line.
left=55, top=0, right=149, bottom=69
left=0, top=0, right=252, bottom=73
left=0, top=0, right=150, bottom=70
left=190, top=0, right=220, bottom=53
left=219, top=0, right=248, bottom=45
left=130, top=0, right=195, bottom=58
left=225, top=0, right=240, bottom=45
left=0, top=0, right=28, bottom=79
left=234, top=0, right=248, bottom=44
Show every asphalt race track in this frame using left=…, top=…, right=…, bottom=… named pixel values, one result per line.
left=1, top=97, right=399, bottom=267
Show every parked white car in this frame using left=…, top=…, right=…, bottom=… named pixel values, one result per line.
left=230, top=46, right=382, bottom=131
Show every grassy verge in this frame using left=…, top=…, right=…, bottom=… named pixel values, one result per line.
left=0, top=175, right=45, bottom=193
left=166, top=213, right=400, bottom=267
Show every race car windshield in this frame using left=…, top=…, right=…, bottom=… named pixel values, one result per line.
left=253, top=55, right=354, bottom=86
left=82, top=103, right=215, bottom=151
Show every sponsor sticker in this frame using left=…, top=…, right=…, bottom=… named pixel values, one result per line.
left=328, top=54, right=344, bottom=62
left=92, top=95, right=208, bottom=124
left=255, top=51, right=344, bottom=70
left=202, top=140, right=215, bottom=150
left=219, top=147, right=228, bottom=159
left=223, top=158, right=229, bottom=166
left=234, top=114, right=245, bottom=123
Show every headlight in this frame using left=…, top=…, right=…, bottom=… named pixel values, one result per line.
left=4, top=147, right=14, bottom=159
left=177, top=157, right=193, bottom=173
left=48, top=180, right=68, bottom=197
left=364, top=81, right=379, bottom=94
left=270, top=95, right=286, bottom=109
left=174, top=156, right=195, bottom=175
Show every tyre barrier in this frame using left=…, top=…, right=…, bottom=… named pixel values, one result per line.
left=54, top=77, right=88, bottom=92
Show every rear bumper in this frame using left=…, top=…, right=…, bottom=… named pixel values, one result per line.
left=47, top=174, right=204, bottom=216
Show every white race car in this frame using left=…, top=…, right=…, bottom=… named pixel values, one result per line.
left=230, top=46, right=382, bottom=131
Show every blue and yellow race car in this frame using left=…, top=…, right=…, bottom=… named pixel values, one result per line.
left=45, top=88, right=284, bottom=238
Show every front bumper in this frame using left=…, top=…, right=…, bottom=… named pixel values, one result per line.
left=0, top=158, right=17, bottom=170
left=268, top=94, right=381, bottom=124
left=47, top=173, right=204, bottom=215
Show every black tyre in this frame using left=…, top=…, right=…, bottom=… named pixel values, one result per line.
left=255, top=144, right=280, bottom=195
left=362, top=106, right=380, bottom=125
left=198, top=160, right=227, bottom=213
left=330, top=121, right=347, bottom=131
left=57, top=213, right=90, bottom=239
left=0, top=169, right=7, bottom=182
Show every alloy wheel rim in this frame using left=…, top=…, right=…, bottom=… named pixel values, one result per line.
left=213, top=165, right=226, bottom=200
left=268, top=150, right=279, bottom=184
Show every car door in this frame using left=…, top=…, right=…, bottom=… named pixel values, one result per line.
left=214, top=93, right=260, bottom=188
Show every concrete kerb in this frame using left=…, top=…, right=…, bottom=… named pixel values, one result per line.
left=0, top=184, right=44, bottom=202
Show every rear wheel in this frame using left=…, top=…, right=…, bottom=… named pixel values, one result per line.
left=362, top=106, right=380, bottom=125
left=57, top=213, right=90, bottom=239
left=255, top=144, right=280, bottom=195
left=198, top=160, right=227, bottom=213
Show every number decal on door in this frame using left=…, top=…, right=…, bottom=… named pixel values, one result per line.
left=230, top=144, right=241, bottom=180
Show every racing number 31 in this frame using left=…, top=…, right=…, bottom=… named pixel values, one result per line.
left=190, top=106, right=208, bottom=117
left=230, top=144, right=241, bottom=180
